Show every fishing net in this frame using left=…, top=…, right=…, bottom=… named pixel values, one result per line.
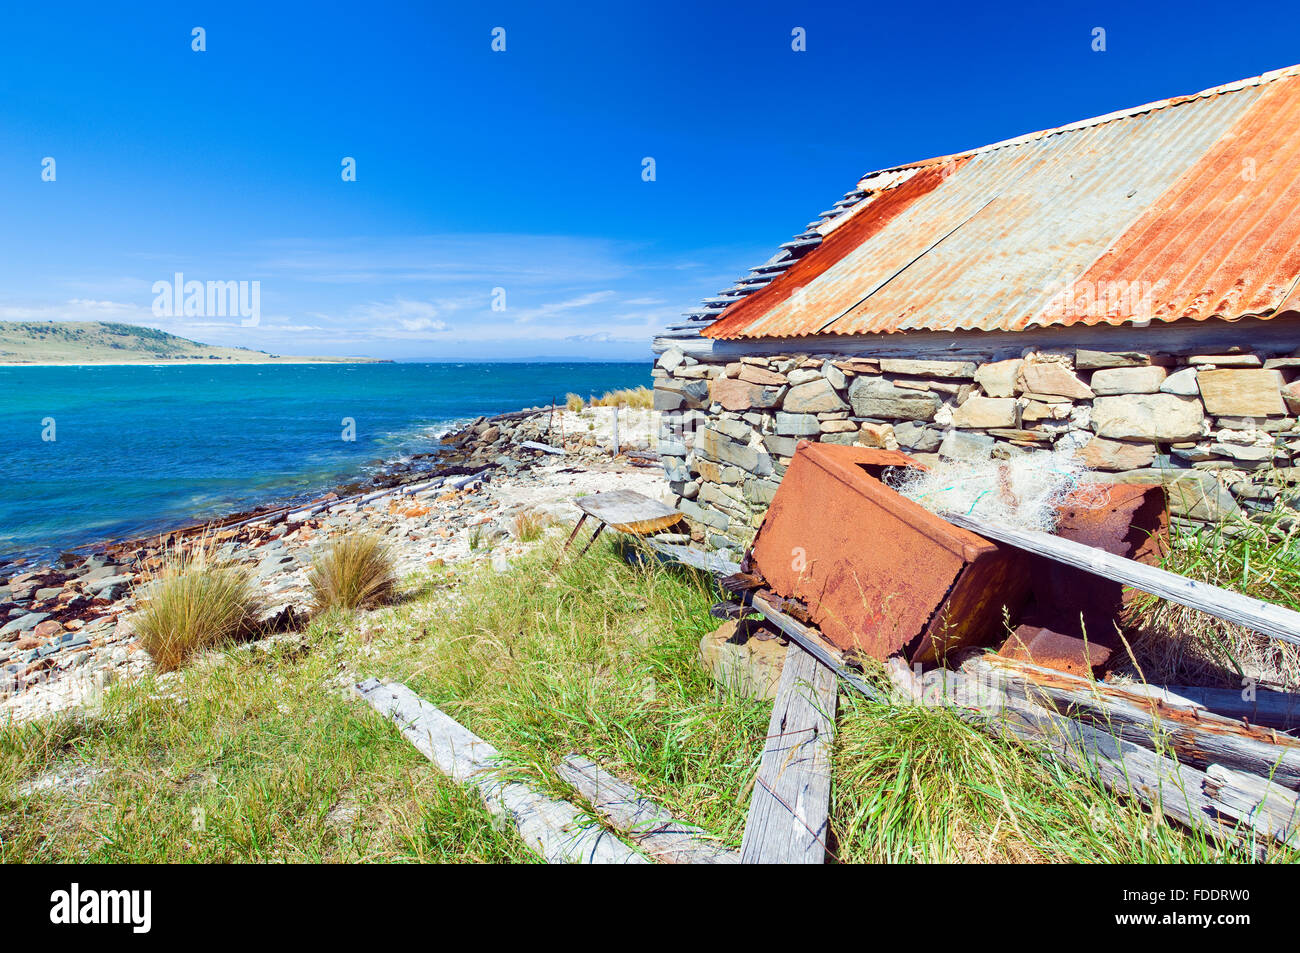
left=882, top=446, right=1107, bottom=533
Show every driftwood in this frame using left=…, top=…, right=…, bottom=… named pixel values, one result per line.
left=967, top=655, right=1300, bottom=789
left=556, top=755, right=738, bottom=864
left=354, top=679, right=645, bottom=864
left=519, top=441, right=565, bottom=455
left=747, top=591, right=884, bottom=701
left=740, top=641, right=837, bottom=864
left=885, top=663, right=1300, bottom=853
left=944, top=512, right=1300, bottom=648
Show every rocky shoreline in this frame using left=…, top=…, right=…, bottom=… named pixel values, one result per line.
left=0, top=404, right=665, bottom=723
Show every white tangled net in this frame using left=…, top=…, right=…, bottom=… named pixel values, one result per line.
left=883, top=447, right=1106, bottom=534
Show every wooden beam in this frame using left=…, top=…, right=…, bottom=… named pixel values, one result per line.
left=354, top=679, right=646, bottom=864
left=740, top=641, right=837, bottom=864
left=885, top=664, right=1300, bottom=853
left=556, top=755, right=739, bottom=864
left=967, top=655, right=1300, bottom=789
left=747, top=591, right=884, bottom=701
left=942, top=512, right=1300, bottom=648
left=1150, top=683, right=1300, bottom=732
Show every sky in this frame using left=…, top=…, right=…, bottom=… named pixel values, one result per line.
left=2, top=1, right=1299, bottom=361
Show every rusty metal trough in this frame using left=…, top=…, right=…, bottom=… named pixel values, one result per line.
left=745, top=442, right=1169, bottom=669
left=747, top=442, right=1029, bottom=664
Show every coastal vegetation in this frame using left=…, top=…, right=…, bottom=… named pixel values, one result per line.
left=1, top=534, right=1283, bottom=863
left=0, top=320, right=378, bottom=365
left=307, top=534, right=398, bottom=614
left=563, top=385, right=654, bottom=411
left=132, top=548, right=265, bottom=673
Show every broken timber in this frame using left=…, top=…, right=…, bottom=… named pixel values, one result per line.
left=968, top=655, right=1300, bottom=788
left=556, top=754, right=739, bottom=864
left=354, top=679, right=645, bottom=864
left=740, top=641, right=838, bottom=863
left=885, top=661, right=1300, bottom=853
left=944, top=512, right=1300, bottom=648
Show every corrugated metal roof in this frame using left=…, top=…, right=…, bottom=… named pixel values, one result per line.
left=702, top=65, right=1300, bottom=341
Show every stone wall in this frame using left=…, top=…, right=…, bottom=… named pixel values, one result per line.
left=654, top=342, right=1300, bottom=560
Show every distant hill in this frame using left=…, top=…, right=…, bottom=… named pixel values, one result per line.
left=0, top=321, right=382, bottom=365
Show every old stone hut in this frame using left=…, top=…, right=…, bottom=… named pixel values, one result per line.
left=652, top=65, right=1300, bottom=560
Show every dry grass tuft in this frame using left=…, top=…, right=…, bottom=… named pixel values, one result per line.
left=589, top=386, right=653, bottom=409
left=308, top=534, right=397, bottom=614
left=511, top=510, right=554, bottom=542
left=1125, top=492, right=1300, bottom=688
left=133, top=545, right=265, bottom=672
left=564, top=393, right=584, bottom=411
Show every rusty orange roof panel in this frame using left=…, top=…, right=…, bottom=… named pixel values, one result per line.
left=701, top=64, right=1300, bottom=341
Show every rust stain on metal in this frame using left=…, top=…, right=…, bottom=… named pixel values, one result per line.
left=999, top=624, right=1113, bottom=677
left=704, top=163, right=963, bottom=341
left=702, top=65, right=1300, bottom=341
left=747, top=443, right=1027, bottom=663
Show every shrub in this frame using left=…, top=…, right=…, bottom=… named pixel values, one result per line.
left=308, top=534, right=397, bottom=613
left=133, top=547, right=265, bottom=672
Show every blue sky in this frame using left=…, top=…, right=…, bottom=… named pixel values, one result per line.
left=2, top=1, right=1298, bottom=361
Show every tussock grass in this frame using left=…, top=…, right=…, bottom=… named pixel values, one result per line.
left=308, top=534, right=397, bottom=614
left=564, top=393, right=584, bottom=411
left=510, top=510, right=554, bottom=542
left=0, top=536, right=1280, bottom=863
left=589, top=386, right=653, bottom=409
left=132, top=546, right=265, bottom=672
left=1126, top=492, right=1300, bottom=688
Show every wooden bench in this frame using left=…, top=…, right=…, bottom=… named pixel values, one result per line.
left=557, top=490, right=685, bottom=564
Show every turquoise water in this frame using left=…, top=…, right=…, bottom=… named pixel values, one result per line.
left=0, top=362, right=649, bottom=562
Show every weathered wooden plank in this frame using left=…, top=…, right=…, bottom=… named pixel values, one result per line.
left=1205, top=764, right=1300, bottom=848
left=575, top=490, right=683, bottom=535
left=740, top=642, right=837, bottom=864
left=520, top=440, right=565, bottom=455
left=1152, top=683, right=1300, bottom=731
left=354, top=679, right=646, bottom=864
left=967, top=655, right=1300, bottom=789
left=748, top=592, right=884, bottom=701
left=556, top=754, right=739, bottom=864
left=886, top=664, right=1300, bottom=852
left=943, top=512, right=1300, bottom=648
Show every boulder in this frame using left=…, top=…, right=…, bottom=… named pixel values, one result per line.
left=1196, top=369, right=1286, bottom=417
left=974, top=358, right=1023, bottom=398
left=708, top=377, right=783, bottom=412
left=938, top=429, right=995, bottom=461
left=849, top=377, right=942, bottom=420
left=1075, top=349, right=1151, bottom=370
left=782, top=377, right=849, bottom=414
left=1078, top=436, right=1157, bottom=472
left=774, top=413, right=821, bottom=437
left=857, top=422, right=899, bottom=450
left=894, top=421, right=942, bottom=452
left=1018, top=361, right=1094, bottom=399
left=1284, top=379, right=1300, bottom=414
left=951, top=396, right=1018, bottom=429
left=1091, top=394, right=1205, bottom=442
left=879, top=358, right=977, bottom=378
left=1089, top=366, right=1167, bottom=395
left=1159, top=367, right=1200, bottom=396
left=737, top=364, right=786, bottom=386
left=698, top=619, right=787, bottom=700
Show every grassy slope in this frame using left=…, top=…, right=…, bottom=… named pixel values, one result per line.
left=0, top=321, right=373, bottom=364
left=0, top=535, right=1286, bottom=863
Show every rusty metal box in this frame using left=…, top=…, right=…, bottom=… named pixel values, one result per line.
left=747, top=442, right=1029, bottom=663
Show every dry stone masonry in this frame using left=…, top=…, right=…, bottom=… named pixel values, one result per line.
left=655, top=343, right=1300, bottom=560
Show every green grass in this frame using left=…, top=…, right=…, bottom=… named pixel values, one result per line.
left=1128, top=489, right=1300, bottom=687
left=0, top=536, right=1283, bottom=863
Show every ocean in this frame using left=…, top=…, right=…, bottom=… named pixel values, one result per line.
left=0, top=361, right=650, bottom=563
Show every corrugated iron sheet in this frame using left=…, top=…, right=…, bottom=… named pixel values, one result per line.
left=704, top=65, right=1300, bottom=341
